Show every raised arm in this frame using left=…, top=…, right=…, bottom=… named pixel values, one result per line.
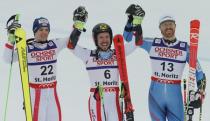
left=68, top=6, right=88, bottom=49
left=123, top=4, right=146, bottom=56
left=67, top=6, right=90, bottom=63
left=3, top=16, right=21, bottom=63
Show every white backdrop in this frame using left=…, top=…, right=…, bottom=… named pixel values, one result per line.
left=0, top=0, right=210, bottom=120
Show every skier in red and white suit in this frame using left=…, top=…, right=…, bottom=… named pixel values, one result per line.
left=3, top=17, right=75, bottom=121
left=68, top=6, right=144, bottom=121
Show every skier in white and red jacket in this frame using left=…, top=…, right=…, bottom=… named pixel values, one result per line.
left=3, top=16, right=79, bottom=121
left=68, top=6, right=144, bottom=121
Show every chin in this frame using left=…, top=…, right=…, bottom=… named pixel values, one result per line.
left=101, top=48, right=109, bottom=51
left=101, top=49, right=108, bottom=51
left=41, top=39, right=48, bottom=42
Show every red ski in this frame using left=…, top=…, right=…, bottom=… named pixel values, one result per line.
left=188, top=20, right=200, bottom=91
left=185, top=20, right=200, bottom=121
left=113, top=34, right=134, bottom=114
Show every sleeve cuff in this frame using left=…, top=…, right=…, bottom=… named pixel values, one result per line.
left=5, top=43, right=14, bottom=49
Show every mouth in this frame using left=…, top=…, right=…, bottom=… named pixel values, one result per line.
left=100, top=42, right=109, bottom=47
left=165, top=28, right=173, bottom=32
left=98, top=42, right=110, bottom=50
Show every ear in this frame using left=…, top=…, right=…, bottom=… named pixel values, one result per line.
left=159, top=24, right=161, bottom=30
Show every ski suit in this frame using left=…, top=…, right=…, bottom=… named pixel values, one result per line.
left=71, top=39, right=136, bottom=121
left=124, top=30, right=205, bottom=121
left=3, top=38, right=69, bottom=121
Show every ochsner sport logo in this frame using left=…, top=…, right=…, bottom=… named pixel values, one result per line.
left=155, top=47, right=183, bottom=59
left=31, top=49, right=55, bottom=62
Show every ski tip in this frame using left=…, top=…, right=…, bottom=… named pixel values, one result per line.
left=190, top=19, right=200, bottom=29
left=113, top=34, right=123, bottom=39
left=113, top=34, right=124, bottom=43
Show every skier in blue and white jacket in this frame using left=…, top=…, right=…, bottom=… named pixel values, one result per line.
left=123, top=4, right=206, bottom=121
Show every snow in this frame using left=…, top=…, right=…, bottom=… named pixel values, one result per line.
left=0, top=0, right=210, bottom=120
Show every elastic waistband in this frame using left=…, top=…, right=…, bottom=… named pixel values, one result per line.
left=29, top=81, right=57, bottom=89
left=151, top=76, right=181, bottom=84
left=90, top=87, right=119, bottom=92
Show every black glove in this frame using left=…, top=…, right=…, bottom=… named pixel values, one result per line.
left=93, top=88, right=101, bottom=101
left=189, top=90, right=204, bottom=109
left=189, top=73, right=207, bottom=109
left=126, top=111, right=134, bottom=121
left=6, top=21, right=21, bottom=45
left=93, top=86, right=103, bottom=101
left=7, top=21, right=21, bottom=34
left=73, top=6, right=88, bottom=22
left=126, top=4, right=145, bottom=23
left=126, top=4, right=145, bottom=17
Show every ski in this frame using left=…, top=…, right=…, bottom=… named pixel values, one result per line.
left=14, top=15, right=33, bottom=121
left=113, top=34, right=134, bottom=116
left=185, top=20, right=200, bottom=121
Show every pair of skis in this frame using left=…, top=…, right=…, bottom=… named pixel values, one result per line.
left=184, top=20, right=205, bottom=121
left=113, top=34, right=134, bottom=121
left=4, top=14, right=32, bottom=121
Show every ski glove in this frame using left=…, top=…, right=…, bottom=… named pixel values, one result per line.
left=132, top=16, right=144, bottom=26
left=7, top=21, right=21, bottom=34
left=73, top=6, right=88, bottom=31
left=126, top=4, right=145, bottom=26
left=73, top=21, right=85, bottom=31
left=93, top=85, right=104, bottom=101
left=126, top=111, right=134, bottom=121
left=192, top=73, right=207, bottom=108
left=189, top=90, right=204, bottom=109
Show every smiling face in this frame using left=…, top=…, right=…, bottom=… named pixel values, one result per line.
left=159, top=21, right=176, bottom=40
left=34, top=27, right=49, bottom=42
left=96, top=32, right=111, bottom=51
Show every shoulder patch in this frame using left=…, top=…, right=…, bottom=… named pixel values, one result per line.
left=154, top=38, right=161, bottom=44
left=90, top=50, right=97, bottom=56
left=180, top=42, right=186, bottom=48
left=28, top=44, right=34, bottom=50
left=48, top=41, right=54, bottom=47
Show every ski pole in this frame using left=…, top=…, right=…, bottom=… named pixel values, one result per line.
left=183, top=79, right=187, bottom=121
left=3, top=14, right=19, bottom=121
left=3, top=47, right=14, bottom=121
left=120, top=82, right=125, bottom=121
left=199, top=79, right=206, bottom=121
left=98, top=84, right=107, bottom=121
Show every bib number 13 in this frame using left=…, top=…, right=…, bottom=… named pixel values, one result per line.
left=161, top=62, right=174, bottom=72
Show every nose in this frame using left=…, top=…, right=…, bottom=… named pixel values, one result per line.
left=165, top=26, right=173, bottom=30
left=41, top=30, right=49, bottom=35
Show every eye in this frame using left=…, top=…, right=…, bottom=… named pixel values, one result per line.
left=105, top=35, right=109, bottom=39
